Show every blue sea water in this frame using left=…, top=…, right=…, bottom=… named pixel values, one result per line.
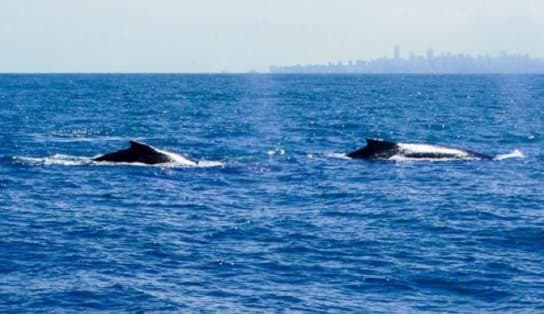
left=0, top=74, right=543, bottom=313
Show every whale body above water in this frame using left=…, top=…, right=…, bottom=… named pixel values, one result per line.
left=93, top=141, right=197, bottom=165
left=347, top=138, right=492, bottom=160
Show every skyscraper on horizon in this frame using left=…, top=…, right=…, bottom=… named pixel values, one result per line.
left=270, top=48, right=544, bottom=73
left=426, top=48, right=434, bottom=60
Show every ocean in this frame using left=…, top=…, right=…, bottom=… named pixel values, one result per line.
left=1, top=74, right=543, bottom=312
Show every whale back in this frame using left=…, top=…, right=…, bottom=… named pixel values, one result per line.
left=93, top=141, right=173, bottom=164
left=346, top=138, right=399, bottom=159
left=347, top=138, right=492, bottom=160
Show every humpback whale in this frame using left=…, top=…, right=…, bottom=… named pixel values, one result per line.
left=347, top=138, right=492, bottom=160
left=93, top=141, right=197, bottom=165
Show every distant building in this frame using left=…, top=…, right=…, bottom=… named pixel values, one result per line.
left=394, top=45, right=400, bottom=60
left=269, top=46, right=544, bottom=74
left=426, top=48, right=434, bottom=60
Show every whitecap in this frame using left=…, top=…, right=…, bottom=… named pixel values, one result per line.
left=325, top=152, right=351, bottom=160
left=267, top=148, right=286, bottom=156
left=494, top=149, right=524, bottom=161
left=13, top=154, right=93, bottom=166
left=13, top=154, right=223, bottom=168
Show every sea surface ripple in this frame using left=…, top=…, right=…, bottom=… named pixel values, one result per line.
left=1, top=74, right=543, bottom=312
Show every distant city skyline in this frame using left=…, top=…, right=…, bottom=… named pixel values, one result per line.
left=270, top=46, right=544, bottom=74
left=1, top=1, right=544, bottom=72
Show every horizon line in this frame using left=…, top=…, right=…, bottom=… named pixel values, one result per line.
left=2, top=72, right=544, bottom=75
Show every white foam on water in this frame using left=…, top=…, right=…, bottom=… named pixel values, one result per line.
left=13, top=154, right=224, bottom=168
left=267, top=148, right=286, bottom=156
left=325, top=152, right=351, bottom=160
left=494, top=149, right=524, bottom=160
left=13, top=154, right=93, bottom=166
left=155, top=149, right=198, bottom=166
left=195, top=160, right=225, bottom=168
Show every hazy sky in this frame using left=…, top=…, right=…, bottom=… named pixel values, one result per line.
left=1, top=0, right=543, bottom=72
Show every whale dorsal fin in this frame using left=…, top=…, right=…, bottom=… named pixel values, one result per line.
left=365, top=138, right=397, bottom=149
left=347, top=138, right=399, bottom=159
left=129, top=140, right=158, bottom=153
